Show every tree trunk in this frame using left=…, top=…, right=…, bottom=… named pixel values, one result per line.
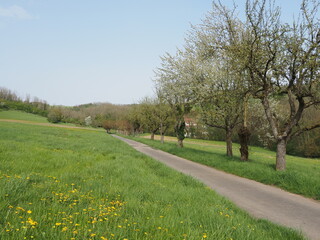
left=175, top=120, right=185, bottom=148
left=151, top=132, right=155, bottom=140
left=160, top=123, right=164, bottom=144
left=276, top=138, right=287, bottom=171
left=160, top=134, right=164, bottom=144
left=238, top=92, right=250, bottom=161
left=238, top=126, right=250, bottom=161
left=226, top=129, right=233, bottom=157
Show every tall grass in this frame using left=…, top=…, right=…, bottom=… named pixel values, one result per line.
left=129, top=136, right=320, bottom=200
left=0, top=122, right=305, bottom=239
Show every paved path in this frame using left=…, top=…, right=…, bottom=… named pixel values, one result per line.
left=113, top=135, right=320, bottom=240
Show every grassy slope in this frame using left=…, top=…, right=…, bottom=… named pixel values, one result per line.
left=0, top=118, right=305, bottom=239
left=0, top=110, right=103, bottom=130
left=0, top=110, right=49, bottom=123
left=130, top=136, right=320, bottom=200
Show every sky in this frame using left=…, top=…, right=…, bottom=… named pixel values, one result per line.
left=0, top=0, right=307, bottom=106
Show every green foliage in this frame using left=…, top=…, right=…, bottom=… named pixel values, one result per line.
left=0, top=121, right=305, bottom=239
left=47, top=108, right=63, bottom=123
left=102, top=119, right=116, bottom=133
left=287, top=130, right=320, bottom=158
left=0, top=99, right=48, bottom=117
left=153, top=0, right=320, bottom=169
left=0, top=87, right=49, bottom=117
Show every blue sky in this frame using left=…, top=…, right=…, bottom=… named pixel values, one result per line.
left=0, top=0, right=305, bottom=106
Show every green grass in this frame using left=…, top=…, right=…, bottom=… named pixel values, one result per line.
left=0, top=110, right=49, bottom=123
left=0, top=110, right=103, bottom=130
left=0, top=120, right=305, bottom=239
left=128, top=135, right=320, bottom=200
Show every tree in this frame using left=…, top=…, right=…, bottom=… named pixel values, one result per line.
left=186, top=1, right=248, bottom=157
left=243, top=0, right=320, bottom=170
left=138, top=97, right=161, bottom=140
left=154, top=92, right=175, bottom=143
left=47, top=107, right=63, bottom=123
left=127, top=104, right=143, bottom=135
left=102, top=119, right=115, bottom=133
left=130, top=96, right=174, bottom=142
left=154, top=51, right=194, bottom=147
left=193, top=61, right=243, bottom=157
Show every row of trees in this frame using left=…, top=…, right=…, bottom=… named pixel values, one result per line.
left=47, top=103, right=130, bottom=127
left=128, top=98, right=175, bottom=143
left=0, top=87, right=49, bottom=116
left=150, top=0, right=320, bottom=171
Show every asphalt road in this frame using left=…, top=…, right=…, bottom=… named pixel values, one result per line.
left=113, top=135, right=320, bottom=240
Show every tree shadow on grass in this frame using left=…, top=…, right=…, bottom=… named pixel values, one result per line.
left=171, top=145, right=278, bottom=172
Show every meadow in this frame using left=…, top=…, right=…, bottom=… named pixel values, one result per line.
left=0, top=111, right=305, bottom=239
left=0, top=110, right=49, bottom=123
left=129, top=135, right=320, bottom=200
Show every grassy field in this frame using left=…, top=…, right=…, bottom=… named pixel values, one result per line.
left=0, top=112, right=306, bottom=239
left=128, top=135, right=320, bottom=201
left=0, top=110, right=104, bottom=130
left=0, top=110, right=49, bottom=123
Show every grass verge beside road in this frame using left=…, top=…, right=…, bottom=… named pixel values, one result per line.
left=0, top=120, right=305, bottom=239
left=128, top=135, right=320, bottom=201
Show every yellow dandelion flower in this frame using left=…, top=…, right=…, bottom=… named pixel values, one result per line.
left=55, top=223, right=62, bottom=226
left=27, top=218, right=38, bottom=226
left=27, top=210, right=32, bottom=214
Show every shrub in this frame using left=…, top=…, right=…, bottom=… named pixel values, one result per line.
left=47, top=108, right=63, bottom=123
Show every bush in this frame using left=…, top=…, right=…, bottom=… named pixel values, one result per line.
left=47, top=108, right=63, bottom=123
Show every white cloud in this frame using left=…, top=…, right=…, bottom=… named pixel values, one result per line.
left=0, top=5, right=34, bottom=20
